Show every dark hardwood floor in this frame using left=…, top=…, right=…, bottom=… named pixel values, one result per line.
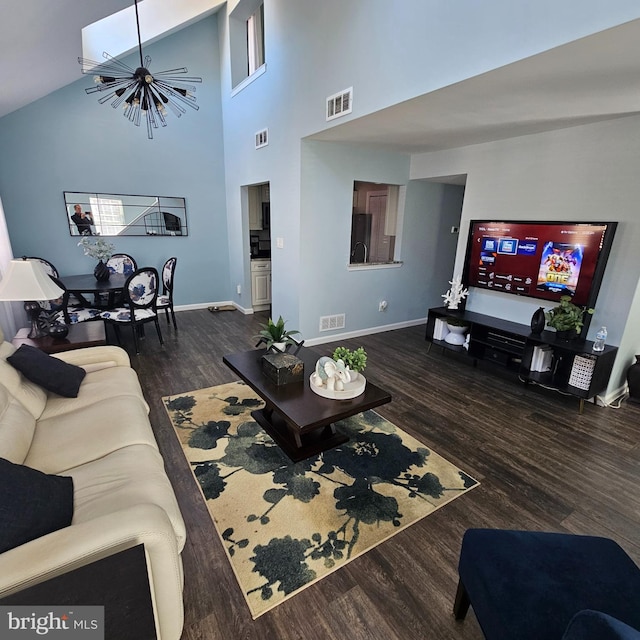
left=125, top=309, right=640, bottom=640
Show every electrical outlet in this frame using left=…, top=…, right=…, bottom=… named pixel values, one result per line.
left=276, top=237, right=284, bottom=249
left=236, top=284, right=241, bottom=294
left=379, top=300, right=388, bottom=311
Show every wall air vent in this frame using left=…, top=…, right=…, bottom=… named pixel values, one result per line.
left=255, top=128, right=268, bottom=149
left=319, top=313, right=346, bottom=332
left=326, top=87, right=353, bottom=121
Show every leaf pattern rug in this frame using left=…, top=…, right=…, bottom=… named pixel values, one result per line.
left=163, top=381, right=479, bottom=618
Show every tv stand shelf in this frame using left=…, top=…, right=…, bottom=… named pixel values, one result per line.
left=426, top=307, right=618, bottom=412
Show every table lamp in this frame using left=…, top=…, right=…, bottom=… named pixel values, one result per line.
left=0, top=257, right=64, bottom=339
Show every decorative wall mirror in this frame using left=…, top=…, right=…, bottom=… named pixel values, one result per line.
left=64, top=192, right=188, bottom=237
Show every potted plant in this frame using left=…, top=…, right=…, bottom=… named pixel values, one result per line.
left=78, top=236, right=116, bottom=281
left=545, top=295, right=594, bottom=339
left=254, top=316, right=301, bottom=351
left=332, top=346, right=367, bottom=377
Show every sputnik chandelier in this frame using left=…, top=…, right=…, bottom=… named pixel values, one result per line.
left=78, top=0, right=201, bottom=139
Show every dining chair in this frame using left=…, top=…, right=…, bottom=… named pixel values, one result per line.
left=106, top=253, right=137, bottom=276
left=26, top=256, right=59, bottom=278
left=454, top=528, right=640, bottom=640
left=25, top=258, right=69, bottom=320
left=156, top=257, right=177, bottom=329
left=100, top=267, right=164, bottom=354
left=100, top=253, right=137, bottom=307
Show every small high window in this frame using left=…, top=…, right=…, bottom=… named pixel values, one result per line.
left=230, top=1, right=265, bottom=90
left=247, top=5, right=265, bottom=76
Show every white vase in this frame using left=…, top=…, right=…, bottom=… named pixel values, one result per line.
left=444, top=323, right=468, bottom=346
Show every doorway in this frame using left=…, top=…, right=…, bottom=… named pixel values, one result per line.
left=247, top=182, right=271, bottom=311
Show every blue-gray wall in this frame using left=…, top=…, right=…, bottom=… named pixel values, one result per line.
left=0, top=15, right=228, bottom=307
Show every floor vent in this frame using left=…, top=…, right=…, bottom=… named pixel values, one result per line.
left=319, top=313, right=346, bottom=332
left=326, top=87, right=353, bottom=121
left=255, top=128, right=268, bottom=149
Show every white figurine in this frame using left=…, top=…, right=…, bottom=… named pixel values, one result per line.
left=313, top=357, right=351, bottom=391
left=442, top=277, right=469, bottom=310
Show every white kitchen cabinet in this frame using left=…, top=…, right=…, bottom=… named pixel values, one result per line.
left=248, top=186, right=262, bottom=230
left=251, top=260, right=271, bottom=309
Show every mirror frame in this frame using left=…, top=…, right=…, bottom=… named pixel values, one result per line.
left=64, top=192, right=188, bottom=237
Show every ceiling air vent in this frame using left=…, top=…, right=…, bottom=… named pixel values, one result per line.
left=255, top=128, right=268, bottom=149
left=319, top=313, right=346, bottom=332
left=326, top=87, right=353, bottom=121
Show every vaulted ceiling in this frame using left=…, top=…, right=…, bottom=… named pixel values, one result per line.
left=3, top=4, right=640, bottom=154
left=0, top=1, right=133, bottom=118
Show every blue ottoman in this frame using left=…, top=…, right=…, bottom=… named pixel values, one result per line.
left=454, top=529, right=640, bottom=640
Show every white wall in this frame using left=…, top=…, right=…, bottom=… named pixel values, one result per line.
left=411, top=115, right=640, bottom=394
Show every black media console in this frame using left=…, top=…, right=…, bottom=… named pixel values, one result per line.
left=426, top=307, right=618, bottom=412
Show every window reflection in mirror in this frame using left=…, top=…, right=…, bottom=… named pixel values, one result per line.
left=64, top=192, right=188, bottom=237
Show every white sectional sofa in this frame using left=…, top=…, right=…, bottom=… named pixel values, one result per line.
left=0, top=328, right=186, bottom=640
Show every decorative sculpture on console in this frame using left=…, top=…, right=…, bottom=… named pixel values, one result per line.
left=442, top=276, right=469, bottom=310
left=313, top=357, right=352, bottom=391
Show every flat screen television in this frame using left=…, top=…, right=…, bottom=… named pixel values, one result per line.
left=462, top=220, right=617, bottom=308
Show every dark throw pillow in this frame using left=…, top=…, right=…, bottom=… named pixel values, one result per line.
left=0, top=457, right=74, bottom=554
left=7, top=344, right=86, bottom=397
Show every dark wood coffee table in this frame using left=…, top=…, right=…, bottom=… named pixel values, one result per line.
left=223, top=347, right=392, bottom=462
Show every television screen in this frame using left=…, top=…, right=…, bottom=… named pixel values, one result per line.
left=463, top=221, right=617, bottom=306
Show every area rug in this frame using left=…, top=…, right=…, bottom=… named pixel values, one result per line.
left=163, top=381, right=478, bottom=618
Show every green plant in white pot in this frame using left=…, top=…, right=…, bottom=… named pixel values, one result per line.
left=332, top=346, right=367, bottom=380
left=254, top=316, right=301, bottom=351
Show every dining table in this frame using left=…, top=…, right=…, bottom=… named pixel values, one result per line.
left=60, top=273, right=128, bottom=310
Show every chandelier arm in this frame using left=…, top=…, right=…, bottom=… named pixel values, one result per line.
left=153, top=77, right=201, bottom=89
left=147, top=84, right=186, bottom=116
left=107, top=83, right=139, bottom=107
left=153, top=68, right=202, bottom=82
left=151, top=80, right=198, bottom=97
left=85, top=78, right=136, bottom=95
left=153, top=81, right=199, bottom=110
left=78, top=55, right=135, bottom=75
left=100, top=53, right=136, bottom=72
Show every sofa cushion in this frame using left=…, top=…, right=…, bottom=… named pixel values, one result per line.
left=24, top=396, right=159, bottom=474
left=0, top=343, right=47, bottom=420
left=68, top=444, right=186, bottom=552
left=0, top=383, right=36, bottom=464
left=39, top=366, right=149, bottom=421
left=7, top=345, right=86, bottom=398
left=0, top=457, right=73, bottom=553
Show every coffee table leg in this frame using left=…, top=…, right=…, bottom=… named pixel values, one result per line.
left=251, top=407, right=347, bottom=462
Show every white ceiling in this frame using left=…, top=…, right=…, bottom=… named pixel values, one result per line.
left=2, top=4, right=640, bottom=156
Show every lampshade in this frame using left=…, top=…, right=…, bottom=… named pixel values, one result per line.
left=0, top=259, right=64, bottom=302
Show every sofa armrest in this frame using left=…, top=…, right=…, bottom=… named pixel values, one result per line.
left=0, top=504, right=184, bottom=640
left=52, top=345, right=131, bottom=371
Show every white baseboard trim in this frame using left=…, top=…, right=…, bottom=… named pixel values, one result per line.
left=303, top=317, right=427, bottom=347
left=595, top=383, right=628, bottom=407
left=174, top=301, right=254, bottom=315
